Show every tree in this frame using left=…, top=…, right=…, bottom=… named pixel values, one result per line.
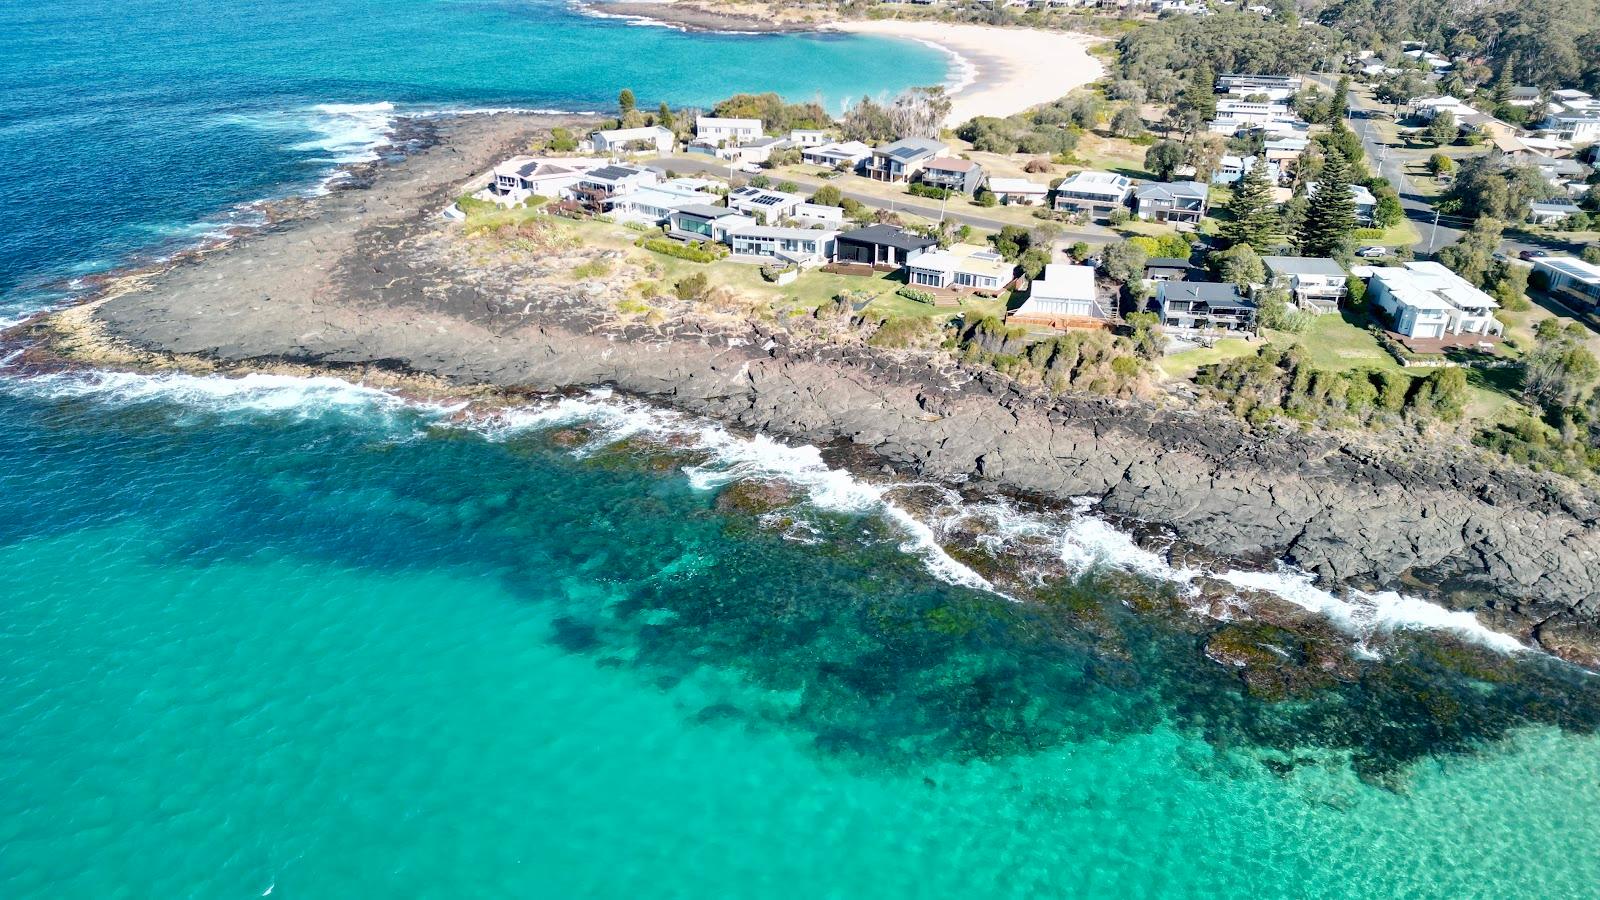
left=657, top=101, right=673, bottom=128
left=1145, top=140, right=1186, bottom=181
left=1426, top=153, right=1456, bottom=176
left=1020, top=247, right=1053, bottom=280
left=1437, top=217, right=1505, bottom=287
left=1524, top=325, right=1600, bottom=410
left=1373, top=191, right=1404, bottom=228
left=1111, top=106, right=1145, bottom=138
left=992, top=225, right=1032, bottom=261
left=1584, top=245, right=1600, bottom=265
left=1296, top=150, right=1357, bottom=258
left=1214, top=243, right=1265, bottom=287
left=1221, top=158, right=1280, bottom=248
left=1101, top=239, right=1148, bottom=285
left=811, top=185, right=843, bottom=207
left=548, top=127, right=577, bottom=153
left=1329, top=75, right=1351, bottom=123
left=618, top=88, right=636, bottom=120
left=1179, top=62, right=1217, bottom=122
left=1424, top=110, right=1457, bottom=147
left=1184, top=133, right=1228, bottom=184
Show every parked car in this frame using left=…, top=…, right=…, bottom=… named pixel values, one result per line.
left=1355, top=246, right=1389, bottom=259
left=1519, top=249, right=1549, bottom=261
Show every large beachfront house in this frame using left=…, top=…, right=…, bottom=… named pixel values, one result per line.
left=488, top=157, right=603, bottom=206
left=666, top=204, right=756, bottom=243
left=727, top=185, right=806, bottom=224
left=1133, top=181, right=1208, bottom=224
left=831, top=224, right=937, bottom=269
left=568, top=164, right=660, bottom=213
left=1262, top=256, right=1348, bottom=313
left=905, top=243, right=1015, bottom=294
left=1530, top=257, right=1600, bottom=309
left=726, top=226, right=838, bottom=266
left=605, top=183, right=709, bottom=224
left=695, top=117, right=764, bottom=146
left=864, top=137, right=948, bottom=183
left=590, top=126, right=676, bottom=155
left=919, top=158, right=986, bottom=194
left=1008, top=264, right=1112, bottom=329
left=1052, top=171, right=1132, bottom=219
left=1366, top=261, right=1502, bottom=340
left=1156, top=281, right=1258, bottom=333
left=801, top=140, right=873, bottom=169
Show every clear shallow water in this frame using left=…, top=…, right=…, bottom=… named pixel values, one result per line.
left=0, top=0, right=945, bottom=308
left=1, top=371, right=1599, bottom=897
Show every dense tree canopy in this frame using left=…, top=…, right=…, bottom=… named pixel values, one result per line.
left=1117, top=14, right=1341, bottom=104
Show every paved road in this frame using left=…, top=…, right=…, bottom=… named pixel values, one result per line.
left=651, top=156, right=1120, bottom=245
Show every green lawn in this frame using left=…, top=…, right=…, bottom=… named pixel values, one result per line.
left=1158, top=338, right=1259, bottom=379
left=1267, top=312, right=1401, bottom=373
left=1354, top=218, right=1422, bottom=248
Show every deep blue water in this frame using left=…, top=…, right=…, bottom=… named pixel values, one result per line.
left=0, top=0, right=945, bottom=312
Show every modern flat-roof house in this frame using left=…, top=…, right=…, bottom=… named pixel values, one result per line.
left=487, top=157, right=604, bottom=206
left=1008, top=264, right=1112, bottom=329
left=864, top=137, right=947, bottom=183
left=919, top=157, right=986, bottom=194
left=1133, top=181, right=1208, bottom=224
left=1537, top=112, right=1600, bottom=144
left=831, top=224, right=937, bottom=269
left=695, top=117, right=764, bottom=146
left=906, top=243, right=1016, bottom=294
left=606, top=183, right=708, bottom=224
left=1144, top=257, right=1198, bottom=282
left=1212, top=154, right=1280, bottom=185
left=666, top=204, right=756, bottom=243
left=1531, top=256, right=1600, bottom=309
left=727, top=185, right=806, bottom=224
left=1053, top=171, right=1132, bottom=219
left=1158, top=281, right=1257, bottom=333
left=802, top=140, right=873, bottom=169
left=1262, top=256, right=1347, bottom=313
left=726, top=226, right=838, bottom=266
left=590, top=125, right=675, bottom=155
left=1367, top=261, right=1503, bottom=340
left=985, top=177, right=1050, bottom=206
left=793, top=202, right=845, bottom=227
left=1529, top=199, right=1582, bottom=225
left=567, top=164, right=660, bottom=213
left=1217, top=74, right=1302, bottom=100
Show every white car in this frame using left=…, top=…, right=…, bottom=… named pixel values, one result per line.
left=1355, top=246, right=1389, bottom=259
left=731, top=162, right=763, bottom=175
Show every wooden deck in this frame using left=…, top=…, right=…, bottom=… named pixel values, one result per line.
left=1007, top=312, right=1114, bottom=331
left=1388, top=330, right=1502, bottom=355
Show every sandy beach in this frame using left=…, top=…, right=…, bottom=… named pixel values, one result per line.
left=828, top=20, right=1106, bottom=125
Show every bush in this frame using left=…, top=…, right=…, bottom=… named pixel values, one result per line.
left=675, top=272, right=711, bottom=302
left=908, top=183, right=953, bottom=200
left=636, top=236, right=721, bottom=263
left=571, top=258, right=613, bottom=279
left=975, top=189, right=998, bottom=207
left=1106, top=208, right=1131, bottom=226
left=896, top=286, right=936, bottom=304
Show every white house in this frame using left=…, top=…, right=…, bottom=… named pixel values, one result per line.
left=985, top=177, right=1050, bottom=206
left=1410, top=96, right=1477, bottom=121
left=1009, top=264, right=1111, bottom=327
left=1529, top=199, right=1582, bottom=225
left=788, top=129, right=831, bottom=147
left=726, top=226, right=838, bottom=266
left=695, top=117, right=764, bottom=146
left=667, top=204, right=757, bottom=243
left=727, top=185, right=806, bottom=224
left=801, top=140, right=874, bottom=169
left=590, top=125, right=676, bottom=155
left=793, top=202, right=844, bottom=227
left=905, top=244, right=1016, bottom=293
left=605, top=183, right=709, bottom=224
left=1053, top=171, right=1132, bottom=218
left=1531, top=256, right=1600, bottom=309
left=1217, top=74, right=1301, bottom=100
left=1262, top=256, right=1347, bottom=313
left=485, top=156, right=604, bottom=206
left=565, top=163, right=660, bottom=212
left=1366, top=261, right=1503, bottom=340
left=1212, top=154, right=1280, bottom=185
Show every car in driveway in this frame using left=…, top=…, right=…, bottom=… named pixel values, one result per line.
left=1519, top=249, right=1549, bottom=261
left=1355, top=246, right=1389, bottom=259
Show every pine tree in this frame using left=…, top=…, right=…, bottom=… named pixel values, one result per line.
left=1329, top=76, right=1351, bottom=123
left=618, top=88, right=636, bottom=119
left=1181, top=63, right=1216, bottom=122
left=1296, top=150, right=1357, bottom=258
left=657, top=101, right=673, bottom=129
left=1222, top=158, right=1281, bottom=249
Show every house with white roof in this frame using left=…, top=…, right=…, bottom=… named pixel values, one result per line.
left=1262, top=256, right=1347, bottom=313
left=590, top=125, right=676, bottom=155
left=726, top=226, right=838, bottom=266
left=1212, top=154, right=1280, bottom=185
left=566, top=164, right=660, bottom=213
left=1053, top=171, right=1132, bottom=219
left=1530, top=256, right=1600, bottom=309
left=1216, top=74, right=1301, bottom=100
left=792, top=202, right=845, bottom=228
left=905, top=243, right=1016, bottom=294
left=695, top=117, right=764, bottom=146
left=801, top=140, right=874, bottom=169
left=606, top=182, right=710, bottom=224
left=1410, top=96, right=1477, bottom=121
left=985, top=177, right=1050, bottom=206
left=1009, top=264, right=1112, bottom=329
left=788, top=129, right=830, bottom=147
left=1366, top=261, right=1502, bottom=340
left=485, top=156, right=605, bottom=206
left=727, top=185, right=806, bottom=224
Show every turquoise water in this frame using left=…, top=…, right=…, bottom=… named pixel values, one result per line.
left=1, top=371, right=1599, bottom=897
left=0, top=0, right=945, bottom=308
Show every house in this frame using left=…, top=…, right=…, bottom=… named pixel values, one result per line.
left=1410, top=96, right=1477, bottom=121
left=831, top=224, right=937, bottom=269
left=487, top=156, right=603, bottom=206
left=1214, top=99, right=1290, bottom=125
left=1133, top=180, right=1209, bottom=224
left=726, top=226, right=838, bottom=266
left=1537, top=112, right=1600, bottom=144
left=793, top=202, right=845, bottom=227
left=667, top=204, right=757, bottom=243
left=1530, top=256, right=1600, bottom=309
left=728, top=136, right=787, bottom=165
left=1217, top=74, right=1302, bottom=100
left=1213, top=154, right=1280, bottom=185
left=727, top=185, right=806, bottom=224
left=695, top=117, right=764, bottom=146
left=1157, top=281, right=1257, bottom=333
left=1009, top=264, right=1113, bottom=328
left=788, top=129, right=831, bottom=147
left=1263, top=138, right=1310, bottom=177
left=1144, top=257, right=1198, bottom=282
left=985, top=177, right=1050, bottom=206
left=590, top=125, right=675, bottom=155
left=905, top=243, right=1016, bottom=293
left=1507, top=86, right=1542, bottom=107
left=919, top=157, right=986, bottom=194
left=802, top=140, right=873, bottom=169
left=605, top=183, right=708, bottom=224
left=1053, top=171, right=1132, bottom=219
left=1304, top=181, right=1378, bottom=224
left=1262, top=256, right=1348, bottom=313
left=864, top=137, right=947, bottom=183
left=1366, top=261, right=1503, bottom=339
left=1529, top=199, right=1582, bottom=225
left=567, top=164, right=660, bottom=213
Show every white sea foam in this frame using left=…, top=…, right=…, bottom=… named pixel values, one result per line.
left=3, top=369, right=445, bottom=422
left=290, top=101, right=397, bottom=164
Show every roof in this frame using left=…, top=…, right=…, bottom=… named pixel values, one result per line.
left=925, top=157, right=980, bottom=172
left=1531, top=200, right=1581, bottom=212
left=1263, top=256, right=1347, bottom=278
left=586, top=164, right=650, bottom=181
left=805, top=140, right=873, bottom=157
left=729, top=186, right=804, bottom=207
left=728, top=225, right=837, bottom=241
left=1145, top=257, right=1195, bottom=269
left=1135, top=180, right=1208, bottom=201
left=594, top=126, right=672, bottom=141
left=672, top=203, right=738, bottom=219
left=696, top=116, right=762, bottom=129
left=986, top=177, right=1048, bottom=194
left=1535, top=257, right=1600, bottom=284
left=908, top=243, right=1014, bottom=279
left=1371, top=261, right=1499, bottom=312
left=1029, top=264, right=1097, bottom=302
left=837, top=224, right=938, bottom=252
left=1160, top=281, right=1252, bottom=307
left=875, top=137, right=947, bottom=160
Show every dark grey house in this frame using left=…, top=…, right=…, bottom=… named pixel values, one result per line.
left=1157, top=281, right=1257, bottom=333
left=832, top=225, right=937, bottom=268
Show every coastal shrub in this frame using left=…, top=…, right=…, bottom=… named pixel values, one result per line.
left=868, top=316, right=942, bottom=349
left=1192, top=347, right=1474, bottom=428
left=1106, top=208, right=1131, bottom=226
left=908, top=183, right=953, bottom=200
left=674, top=272, right=710, bottom=303
left=622, top=221, right=653, bottom=233
left=455, top=194, right=499, bottom=217
left=896, top=286, right=936, bottom=305
left=636, top=237, right=721, bottom=263
left=571, top=258, right=613, bottom=280
left=547, top=127, right=578, bottom=152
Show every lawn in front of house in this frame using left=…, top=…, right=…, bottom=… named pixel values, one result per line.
left=1157, top=337, right=1261, bottom=379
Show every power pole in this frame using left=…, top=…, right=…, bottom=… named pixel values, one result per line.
left=1430, top=208, right=1441, bottom=253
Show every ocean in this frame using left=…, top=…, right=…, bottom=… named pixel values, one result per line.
left=3, top=1, right=1600, bottom=897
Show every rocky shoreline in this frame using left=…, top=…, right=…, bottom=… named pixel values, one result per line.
left=7, top=110, right=1600, bottom=667
left=572, top=0, right=815, bottom=33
